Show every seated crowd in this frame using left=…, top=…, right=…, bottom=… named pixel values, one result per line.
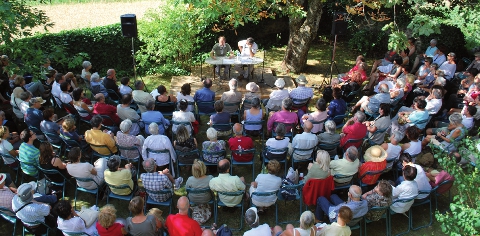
left=0, top=39, right=476, bottom=236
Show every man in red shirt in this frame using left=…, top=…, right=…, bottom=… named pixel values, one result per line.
left=340, top=111, right=367, bottom=150
left=92, top=93, right=120, bottom=126
left=228, top=123, right=254, bottom=162
left=165, top=196, right=203, bottom=236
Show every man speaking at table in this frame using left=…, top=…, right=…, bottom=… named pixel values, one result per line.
left=210, top=36, right=233, bottom=80
left=236, top=37, right=258, bottom=81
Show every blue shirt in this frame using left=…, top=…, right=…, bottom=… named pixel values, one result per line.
left=329, top=199, right=368, bottom=223
left=409, top=110, right=429, bottom=129
left=40, top=120, right=61, bottom=143
left=142, top=111, right=170, bottom=135
left=327, top=99, right=347, bottom=122
left=210, top=112, right=231, bottom=131
left=91, top=81, right=108, bottom=97
left=24, top=108, right=43, bottom=129
left=368, top=93, right=391, bottom=113
left=194, top=87, right=215, bottom=113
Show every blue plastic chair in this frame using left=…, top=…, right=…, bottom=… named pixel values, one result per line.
left=117, top=145, right=142, bottom=179
left=262, top=147, right=288, bottom=176
left=388, top=196, right=417, bottom=236
left=22, top=220, right=52, bottom=236
left=211, top=123, right=233, bottom=140
left=1, top=154, right=20, bottom=184
left=146, top=148, right=174, bottom=176
left=144, top=188, right=173, bottom=214
left=36, top=166, right=69, bottom=199
left=272, top=122, right=295, bottom=141
left=74, top=177, right=102, bottom=211
left=201, top=150, right=226, bottom=167
left=332, top=114, right=347, bottom=129
left=175, top=149, right=200, bottom=175
left=243, top=120, right=265, bottom=143
left=333, top=173, right=356, bottom=191
left=186, top=187, right=215, bottom=227
left=223, top=101, right=241, bottom=118
left=61, top=231, right=92, bottom=236
left=0, top=206, right=17, bottom=236
left=410, top=190, right=433, bottom=230
left=155, top=101, right=176, bottom=117
left=277, top=182, right=305, bottom=224
left=106, top=183, right=136, bottom=205
left=364, top=205, right=389, bottom=236
left=214, top=190, right=245, bottom=231
left=317, top=141, right=340, bottom=160
left=250, top=190, right=279, bottom=225
left=290, top=147, right=315, bottom=169
left=310, top=118, right=327, bottom=135
left=230, top=149, right=256, bottom=181
left=195, top=101, right=216, bottom=117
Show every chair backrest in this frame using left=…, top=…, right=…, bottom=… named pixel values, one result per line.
left=302, top=175, right=335, bottom=206
left=216, top=190, right=244, bottom=199
left=43, top=131, right=62, bottom=145
left=333, top=173, right=356, bottom=185
left=317, top=141, right=340, bottom=153
left=100, top=115, right=117, bottom=129
left=0, top=206, right=16, bottom=224
left=310, top=118, right=327, bottom=133
left=36, top=166, right=68, bottom=183
left=359, top=169, right=385, bottom=185
left=186, top=187, right=213, bottom=203
left=106, top=89, right=121, bottom=101
left=433, top=179, right=454, bottom=195
left=223, top=101, right=241, bottom=113
left=63, top=102, right=80, bottom=117
left=107, top=183, right=133, bottom=192
left=251, top=190, right=278, bottom=197
left=273, top=122, right=295, bottom=135
left=145, top=187, right=173, bottom=196
left=341, top=138, right=363, bottom=150
left=231, top=148, right=256, bottom=161
left=155, top=101, right=176, bottom=112
left=60, top=135, right=82, bottom=149
left=146, top=148, right=170, bottom=158
left=1, top=153, right=18, bottom=166
left=75, top=177, right=101, bottom=189
left=89, top=143, right=114, bottom=156
left=332, top=114, right=346, bottom=127
left=201, top=149, right=226, bottom=164
left=195, top=101, right=215, bottom=114
left=117, top=145, right=141, bottom=159
left=292, top=98, right=310, bottom=109
left=212, top=123, right=233, bottom=133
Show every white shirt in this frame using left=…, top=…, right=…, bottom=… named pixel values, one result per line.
left=11, top=97, right=24, bottom=118
left=60, top=92, right=72, bottom=104
left=0, top=139, right=14, bottom=164
left=425, top=98, right=442, bottom=115
left=172, top=110, right=196, bottom=134
left=438, top=62, right=456, bottom=80
left=251, top=173, right=282, bottom=207
left=119, top=85, right=132, bottom=95
left=291, top=132, right=317, bottom=159
left=176, top=92, right=194, bottom=112
left=413, top=164, right=432, bottom=199
left=404, top=141, right=421, bottom=157
left=20, top=101, right=29, bottom=115
left=52, top=81, right=62, bottom=105
left=243, top=224, right=272, bottom=236
left=265, top=137, right=290, bottom=154
left=391, top=180, right=418, bottom=213
left=385, top=143, right=401, bottom=168
left=132, top=90, right=154, bottom=113
left=462, top=115, right=474, bottom=130
left=238, top=40, right=258, bottom=57
left=142, top=134, right=177, bottom=167
left=269, top=89, right=290, bottom=100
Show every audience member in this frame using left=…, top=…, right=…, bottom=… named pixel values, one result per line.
left=0, top=173, right=16, bottom=213
left=172, top=99, right=196, bottom=134
left=391, top=99, right=429, bottom=133
left=72, top=88, right=93, bottom=120
left=132, top=80, right=154, bottom=113
left=92, top=93, right=121, bottom=126
left=264, top=123, right=290, bottom=161
left=40, top=108, right=61, bottom=144
left=340, top=111, right=367, bottom=150
left=315, top=185, right=368, bottom=225
left=327, top=87, right=347, bottom=124
left=438, top=52, right=457, bottom=80
left=396, top=153, right=431, bottom=199
left=267, top=98, right=298, bottom=135
left=209, top=100, right=231, bottom=136
left=24, top=97, right=45, bottom=130
left=364, top=103, right=391, bottom=145
left=104, top=69, right=120, bottom=98
left=81, top=61, right=92, bottom=82
left=59, top=81, right=73, bottom=105
left=243, top=97, right=263, bottom=136
left=18, top=129, right=40, bottom=177
left=317, top=120, right=341, bottom=157
left=174, top=125, right=199, bottom=164
left=55, top=200, right=98, bottom=235
left=411, top=39, right=438, bottom=73
left=289, top=120, right=317, bottom=160
left=90, top=73, right=108, bottom=98
left=243, top=82, right=261, bottom=110
left=119, top=77, right=133, bottom=96
left=165, top=196, right=203, bottom=236
left=0, top=126, right=19, bottom=167
left=141, top=100, right=170, bottom=136
left=301, top=98, right=328, bottom=134
left=390, top=165, right=418, bottom=213
left=117, top=94, right=141, bottom=136
left=243, top=207, right=273, bottom=236
left=185, top=159, right=214, bottom=204
left=202, top=128, right=226, bottom=164
left=221, top=79, right=242, bottom=114
left=351, top=84, right=390, bottom=114
left=141, top=158, right=182, bottom=202
left=66, top=147, right=108, bottom=190
left=60, top=118, right=88, bottom=148
left=96, top=204, right=128, bottom=235
left=304, top=150, right=331, bottom=182
left=290, top=75, right=313, bottom=119
left=401, top=126, right=422, bottom=157
left=422, top=112, right=465, bottom=152
left=264, top=78, right=289, bottom=112
left=359, top=146, right=387, bottom=185
left=85, top=115, right=118, bottom=155
left=209, top=159, right=246, bottom=208
left=176, top=83, right=194, bottom=112
left=147, top=208, right=165, bottom=236
left=250, top=159, right=282, bottom=212
left=126, top=196, right=157, bottom=236
left=228, top=123, right=254, bottom=162
left=117, top=119, right=144, bottom=159
left=317, top=206, right=353, bottom=236
left=155, top=85, right=177, bottom=113
left=39, top=142, right=70, bottom=185
left=104, top=155, right=135, bottom=195
left=330, top=146, right=360, bottom=184
left=142, top=122, right=176, bottom=170
left=362, top=180, right=393, bottom=221
left=194, top=78, right=215, bottom=114
left=381, top=131, right=404, bottom=169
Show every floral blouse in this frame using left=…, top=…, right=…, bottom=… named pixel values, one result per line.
left=201, top=140, right=226, bottom=163
left=116, top=132, right=142, bottom=159
left=365, top=193, right=392, bottom=221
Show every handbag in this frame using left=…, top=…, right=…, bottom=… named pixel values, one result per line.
left=77, top=206, right=99, bottom=228
left=36, top=178, right=51, bottom=195
left=191, top=204, right=211, bottom=224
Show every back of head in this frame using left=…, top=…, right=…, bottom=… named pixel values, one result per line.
left=345, top=146, right=358, bottom=162
left=398, top=152, right=412, bottom=164
left=177, top=196, right=189, bottom=213
left=203, top=78, right=212, bottom=88
left=274, top=123, right=286, bottom=137
left=448, top=112, right=463, bottom=125
left=282, top=97, right=293, bottom=110
left=55, top=73, right=64, bottom=83
left=142, top=158, right=157, bottom=173
left=217, top=159, right=230, bottom=173
left=206, top=127, right=217, bottom=140
left=82, top=61, right=91, bottom=69
left=267, top=159, right=281, bottom=175
left=391, top=131, right=404, bottom=142
left=299, top=211, right=315, bottom=229
left=90, top=115, right=103, bottom=128
left=192, top=159, right=207, bottom=178
left=20, top=129, right=32, bottom=143
left=405, top=126, right=420, bottom=140
left=149, top=122, right=159, bottom=135
left=128, top=196, right=144, bottom=215
left=333, top=87, right=342, bottom=99
left=324, top=120, right=336, bottom=134
left=107, top=155, right=121, bottom=172
left=338, top=206, right=353, bottom=224
left=348, top=185, right=362, bottom=199
left=214, top=100, right=224, bottom=112
left=245, top=207, right=259, bottom=228
left=379, top=84, right=389, bottom=93
left=178, top=99, right=188, bottom=111
left=68, top=147, right=81, bottom=163
left=98, top=205, right=117, bottom=228
left=251, top=97, right=260, bottom=109
left=377, top=180, right=393, bottom=198
left=145, top=100, right=155, bottom=110
left=122, top=94, right=132, bottom=105
left=233, top=123, right=243, bottom=136
left=316, top=98, right=327, bottom=111
left=354, top=111, right=366, bottom=123
left=403, top=165, right=417, bottom=181
left=416, top=99, right=427, bottom=109
left=54, top=200, right=72, bottom=220
left=246, top=37, right=255, bottom=44
left=134, top=80, right=144, bottom=90
left=181, top=83, right=191, bottom=96
left=91, top=72, right=100, bottom=82
left=120, top=77, right=130, bottom=85
left=229, top=79, right=238, bottom=90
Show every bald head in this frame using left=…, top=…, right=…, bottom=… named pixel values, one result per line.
left=202, top=229, right=214, bottom=236
left=233, top=123, right=243, bottom=136
left=177, top=196, right=189, bottom=214
left=349, top=185, right=362, bottom=200
left=303, top=120, right=313, bottom=133
left=218, top=159, right=230, bottom=173
left=107, top=69, right=116, bottom=79
left=379, top=83, right=389, bottom=93
left=95, top=93, right=105, bottom=102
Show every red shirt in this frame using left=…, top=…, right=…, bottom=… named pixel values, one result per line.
left=96, top=222, right=124, bottom=236
left=93, top=102, right=120, bottom=125
left=340, top=122, right=367, bottom=149
left=228, top=136, right=254, bottom=162
left=358, top=160, right=387, bottom=185
left=165, top=214, right=202, bottom=236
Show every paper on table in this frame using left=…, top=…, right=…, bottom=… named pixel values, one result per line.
left=223, top=59, right=236, bottom=64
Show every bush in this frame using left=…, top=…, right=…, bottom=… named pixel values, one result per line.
left=348, top=26, right=389, bottom=58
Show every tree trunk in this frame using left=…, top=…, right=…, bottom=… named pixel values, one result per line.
left=282, top=0, right=323, bottom=73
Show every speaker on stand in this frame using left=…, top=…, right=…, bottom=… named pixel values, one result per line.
left=323, top=12, right=348, bottom=86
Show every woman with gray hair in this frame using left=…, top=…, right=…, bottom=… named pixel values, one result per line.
left=201, top=127, right=226, bottom=164
left=116, top=119, right=145, bottom=159
left=90, top=72, right=108, bottom=97
left=142, top=123, right=177, bottom=172
left=283, top=211, right=316, bottom=236
left=243, top=97, right=263, bottom=136
left=264, top=123, right=290, bottom=161
left=422, top=112, right=465, bottom=152
left=317, top=120, right=341, bottom=157
left=81, top=61, right=92, bottom=82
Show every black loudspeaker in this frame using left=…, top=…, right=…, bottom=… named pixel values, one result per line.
left=331, top=12, right=348, bottom=35
left=121, top=14, right=137, bottom=38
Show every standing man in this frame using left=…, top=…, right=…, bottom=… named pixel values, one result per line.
left=210, top=36, right=233, bottom=79
left=235, top=37, right=258, bottom=81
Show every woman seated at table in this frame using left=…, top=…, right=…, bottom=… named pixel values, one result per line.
left=249, top=159, right=282, bottom=213
left=155, top=85, right=177, bottom=113
left=304, top=150, right=331, bottom=182
left=243, top=97, right=263, bottom=136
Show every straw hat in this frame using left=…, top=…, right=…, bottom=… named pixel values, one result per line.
left=295, top=75, right=308, bottom=85
left=246, top=82, right=259, bottom=92
left=364, top=145, right=387, bottom=162
left=274, top=78, right=285, bottom=88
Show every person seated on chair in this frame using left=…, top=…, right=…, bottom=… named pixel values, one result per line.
left=316, top=206, right=353, bottom=236
left=85, top=115, right=118, bottom=156
left=209, top=159, right=246, bottom=208
left=339, top=55, right=367, bottom=83
left=315, top=185, right=368, bottom=225
left=243, top=82, right=261, bottom=110
left=142, top=122, right=177, bottom=170
left=243, top=97, right=263, bottom=136
left=67, top=147, right=108, bottom=190
left=228, top=123, right=254, bottom=162
left=381, top=131, right=404, bottom=169
left=249, top=160, right=282, bottom=213
left=117, top=94, right=142, bottom=136
left=263, top=123, right=290, bottom=162
left=361, top=180, right=393, bottom=221
left=132, top=80, right=154, bottom=113
left=400, top=126, right=422, bottom=158
left=142, top=100, right=170, bottom=135
left=339, top=111, right=367, bottom=150
left=267, top=98, right=298, bottom=136
left=391, top=99, right=429, bottom=134
left=39, top=142, right=70, bottom=185
left=72, top=88, right=93, bottom=120
left=126, top=196, right=158, bottom=236
left=40, top=108, right=62, bottom=144
left=60, top=118, right=89, bottom=149
left=209, top=100, right=232, bottom=137
left=264, top=78, right=289, bottom=112
left=210, top=36, right=234, bottom=79
left=288, top=120, right=317, bottom=161
left=59, top=81, right=73, bottom=106
left=165, top=196, right=203, bottom=236
left=185, top=159, right=214, bottom=204
left=327, top=87, right=347, bottom=124
left=422, top=112, right=465, bottom=152
left=55, top=200, right=98, bottom=235
left=243, top=207, right=276, bottom=236
left=119, top=77, right=133, bottom=96
left=363, top=103, right=391, bottom=145
left=289, top=75, right=313, bottom=120
left=279, top=211, right=317, bottom=236
left=104, top=69, right=120, bottom=98
left=390, top=165, right=419, bottom=214
left=140, top=158, right=183, bottom=203
left=24, top=97, right=45, bottom=130
left=370, top=50, right=399, bottom=76
left=12, top=183, right=60, bottom=235
left=93, top=93, right=121, bottom=126
left=116, top=119, right=144, bottom=160
left=330, top=146, right=360, bottom=184
left=396, top=153, right=431, bottom=200
left=18, top=129, right=40, bottom=177
left=351, top=83, right=391, bottom=114
left=0, top=173, right=17, bottom=214
left=202, top=128, right=226, bottom=164
left=194, top=78, right=215, bottom=114
left=235, top=37, right=258, bottom=81
left=96, top=204, right=128, bottom=235
left=358, top=146, right=387, bottom=185
left=81, top=61, right=92, bottom=82
left=90, top=72, right=108, bottom=98
left=304, top=150, right=331, bottom=183
left=221, top=78, right=242, bottom=114
left=317, top=120, right=341, bottom=158
left=176, top=83, right=194, bottom=112
left=155, top=85, right=177, bottom=113
left=172, top=99, right=196, bottom=135
left=301, top=98, right=328, bottom=134
left=52, top=72, right=65, bottom=104
left=174, top=125, right=199, bottom=165
left=104, top=155, right=135, bottom=196
left=0, top=126, right=20, bottom=168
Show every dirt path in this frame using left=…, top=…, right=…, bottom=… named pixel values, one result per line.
left=34, top=1, right=164, bottom=33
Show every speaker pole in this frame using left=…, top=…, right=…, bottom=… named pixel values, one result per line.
left=323, top=34, right=340, bottom=86
left=256, top=50, right=273, bottom=88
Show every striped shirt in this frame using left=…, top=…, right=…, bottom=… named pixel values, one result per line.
left=19, top=143, right=40, bottom=176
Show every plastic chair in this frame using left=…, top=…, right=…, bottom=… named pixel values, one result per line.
left=277, top=182, right=305, bottom=224
left=106, top=183, right=136, bottom=205
left=144, top=188, right=173, bottom=214
left=99, top=115, right=118, bottom=131
left=36, top=166, right=69, bottom=199
left=388, top=197, right=416, bottom=236
left=43, top=131, right=64, bottom=155
left=230, top=149, right=256, bottom=181
left=22, top=221, right=52, bottom=236
left=365, top=126, right=390, bottom=146
left=1, top=154, right=20, bottom=184
left=60, top=135, right=93, bottom=163
left=291, top=98, right=310, bottom=111
left=155, top=101, right=176, bottom=117
left=63, top=103, right=91, bottom=127
left=175, top=149, right=200, bottom=175
left=186, top=187, right=215, bottom=227
left=170, top=121, right=193, bottom=140
left=117, top=145, right=142, bottom=179
left=106, top=89, right=121, bottom=104
left=332, top=114, right=347, bottom=129
left=333, top=173, right=356, bottom=191
left=88, top=143, right=115, bottom=161
left=223, top=101, right=241, bottom=118
left=195, top=101, right=216, bottom=117
left=74, top=177, right=103, bottom=211
left=250, top=190, right=279, bottom=225
left=211, top=123, right=233, bottom=140
left=28, top=126, right=46, bottom=143
left=433, top=179, right=454, bottom=213
left=290, top=147, right=315, bottom=169
left=341, top=138, right=363, bottom=154
left=18, top=160, right=40, bottom=184
left=146, top=148, right=174, bottom=176
left=410, top=190, right=433, bottom=230
left=272, top=122, right=295, bottom=140
left=262, top=147, right=288, bottom=176
left=364, top=206, right=389, bottom=236
left=310, top=118, right=327, bottom=135
left=0, top=206, right=17, bottom=236
left=242, top=120, right=264, bottom=143
left=358, top=169, right=385, bottom=190
left=214, top=190, right=245, bottom=231
left=317, top=141, right=340, bottom=159
left=349, top=216, right=364, bottom=236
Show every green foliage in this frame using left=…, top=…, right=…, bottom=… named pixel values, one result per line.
left=348, top=26, right=388, bottom=57
left=433, top=138, right=480, bottom=235
left=407, top=15, right=442, bottom=37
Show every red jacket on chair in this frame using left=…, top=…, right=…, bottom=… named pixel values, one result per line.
left=302, top=175, right=335, bottom=206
